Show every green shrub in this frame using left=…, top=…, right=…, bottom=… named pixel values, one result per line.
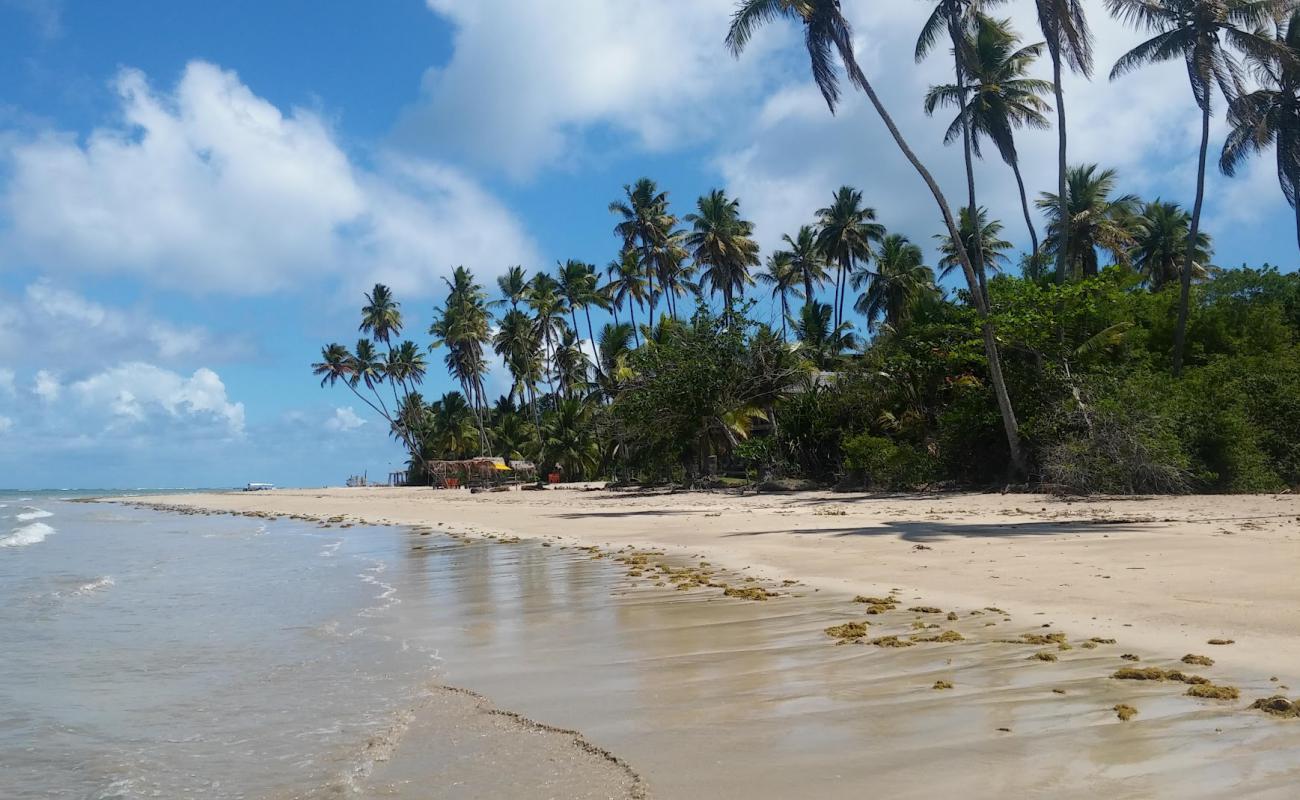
left=842, top=434, right=938, bottom=490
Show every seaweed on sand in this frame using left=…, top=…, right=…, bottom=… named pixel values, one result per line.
left=914, top=630, right=965, bottom=643
left=1111, top=668, right=1209, bottom=685
left=909, top=606, right=944, bottom=614
left=1249, top=697, right=1300, bottom=718
left=870, top=635, right=916, bottom=648
left=1186, top=684, right=1239, bottom=700
left=1207, top=639, right=1235, bottom=646
left=1030, top=651, right=1058, bottom=662
left=825, top=621, right=870, bottom=641
left=724, top=585, right=777, bottom=601
left=1181, top=654, right=1214, bottom=667
left=933, top=680, right=954, bottom=690
left=1114, top=704, right=1139, bottom=721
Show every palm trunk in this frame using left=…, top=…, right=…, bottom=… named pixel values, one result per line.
left=1173, top=105, right=1210, bottom=377
left=629, top=302, right=641, bottom=347
left=851, top=64, right=1027, bottom=476
left=803, top=275, right=815, bottom=305
left=584, top=305, right=604, bottom=382
left=953, top=30, right=989, bottom=308
left=542, top=326, right=557, bottom=398
left=781, top=293, right=789, bottom=341
left=1010, top=159, right=1040, bottom=267
left=1052, top=46, right=1070, bottom=285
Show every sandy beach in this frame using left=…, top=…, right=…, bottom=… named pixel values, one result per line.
left=128, top=487, right=1300, bottom=797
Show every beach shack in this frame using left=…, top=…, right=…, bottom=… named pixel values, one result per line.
left=427, top=457, right=524, bottom=489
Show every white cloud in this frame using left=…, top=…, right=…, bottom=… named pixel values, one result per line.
left=398, top=0, right=786, bottom=179
left=325, top=406, right=366, bottom=433
left=1, top=61, right=540, bottom=294
left=33, top=370, right=60, bottom=402
left=70, top=362, right=245, bottom=436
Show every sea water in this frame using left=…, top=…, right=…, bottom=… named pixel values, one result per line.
left=0, top=493, right=436, bottom=799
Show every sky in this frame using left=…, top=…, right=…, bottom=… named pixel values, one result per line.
left=1, top=0, right=1296, bottom=489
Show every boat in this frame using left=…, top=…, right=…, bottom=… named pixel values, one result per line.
left=244, top=482, right=275, bottom=492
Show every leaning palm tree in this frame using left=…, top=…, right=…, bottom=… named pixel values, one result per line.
left=1132, top=199, right=1214, bottom=290
left=776, top=225, right=830, bottom=302
left=926, top=15, right=1053, bottom=258
left=1221, top=8, right=1300, bottom=252
left=1033, top=0, right=1094, bottom=285
left=852, top=234, right=938, bottom=333
left=726, top=0, right=1027, bottom=474
left=757, top=251, right=805, bottom=340
left=936, top=206, right=1014, bottom=285
left=686, top=188, right=761, bottom=316
left=1106, top=0, right=1288, bottom=374
left=1037, top=164, right=1140, bottom=280
left=815, top=186, right=884, bottom=328
left=916, top=0, right=1008, bottom=283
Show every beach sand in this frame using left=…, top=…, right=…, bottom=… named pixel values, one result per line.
left=131, top=487, right=1300, bottom=798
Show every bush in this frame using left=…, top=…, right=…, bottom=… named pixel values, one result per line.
left=842, top=434, right=938, bottom=490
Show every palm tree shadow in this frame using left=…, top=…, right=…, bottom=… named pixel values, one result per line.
left=723, top=519, right=1154, bottom=544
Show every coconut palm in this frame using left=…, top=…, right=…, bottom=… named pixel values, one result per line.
left=552, top=324, right=592, bottom=399
left=1033, top=0, right=1094, bottom=284
left=816, top=186, right=884, bottom=328
left=1106, top=0, right=1288, bottom=374
left=925, top=15, right=1052, bottom=258
left=525, top=272, right=568, bottom=398
left=936, top=206, right=1015, bottom=284
left=1132, top=200, right=1214, bottom=290
left=610, top=178, right=679, bottom=319
left=428, top=392, right=479, bottom=459
left=539, top=398, right=601, bottom=480
left=593, top=322, right=637, bottom=401
left=727, top=0, right=1028, bottom=474
left=791, top=301, right=858, bottom=371
left=916, top=0, right=1009, bottom=283
left=776, top=225, right=830, bottom=302
left=757, top=251, right=805, bottom=340
left=360, top=284, right=402, bottom=345
left=605, top=248, right=648, bottom=347
left=498, top=266, right=529, bottom=310
left=1037, top=165, right=1141, bottom=280
left=686, top=189, right=761, bottom=316
left=1221, top=8, right=1300, bottom=252
left=429, top=267, right=493, bottom=452
left=852, top=234, right=937, bottom=332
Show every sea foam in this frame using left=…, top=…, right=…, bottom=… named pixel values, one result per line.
left=0, top=522, right=55, bottom=548
left=17, top=507, right=54, bottom=521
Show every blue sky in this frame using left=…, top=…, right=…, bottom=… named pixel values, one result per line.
left=1, top=0, right=1296, bottom=489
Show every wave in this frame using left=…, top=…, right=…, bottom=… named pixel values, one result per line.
left=1, top=522, right=55, bottom=548
left=71, top=576, right=115, bottom=596
left=17, top=507, right=54, bottom=521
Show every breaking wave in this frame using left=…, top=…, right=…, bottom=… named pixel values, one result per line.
left=17, top=507, right=54, bottom=522
left=1, top=522, right=56, bottom=548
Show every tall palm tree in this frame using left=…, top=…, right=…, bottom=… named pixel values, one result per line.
left=605, top=248, right=648, bottom=347
left=776, top=225, right=830, bottom=302
left=853, top=234, right=938, bottom=332
left=916, top=0, right=1008, bottom=285
left=610, top=178, right=679, bottom=319
left=1221, top=8, right=1300, bottom=252
left=360, top=284, right=402, bottom=346
left=685, top=188, right=761, bottom=316
left=552, top=325, right=592, bottom=399
left=936, top=206, right=1014, bottom=284
left=1132, top=199, right=1214, bottom=290
left=816, top=186, right=884, bottom=328
left=497, top=266, right=529, bottom=310
left=525, top=272, right=568, bottom=398
left=1037, top=165, right=1140, bottom=280
left=1033, top=0, right=1094, bottom=285
left=757, top=251, right=805, bottom=340
left=725, top=0, right=1027, bottom=475
left=429, top=266, right=493, bottom=453
left=493, top=308, right=541, bottom=408
left=1106, top=0, right=1287, bottom=374
left=926, top=15, right=1053, bottom=259
left=593, top=322, right=636, bottom=401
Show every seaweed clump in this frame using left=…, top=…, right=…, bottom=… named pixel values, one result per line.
left=1030, top=651, right=1058, bottom=662
left=933, top=680, right=954, bottom=690
left=1111, top=667, right=1208, bottom=685
left=724, top=585, right=777, bottom=601
left=870, top=635, right=915, bottom=648
left=1181, top=654, right=1215, bottom=667
left=1249, top=696, right=1300, bottom=718
left=1186, top=684, right=1240, bottom=701
left=909, top=606, right=944, bottom=614
left=825, top=621, right=870, bottom=641
left=1207, top=639, right=1235, bottom=646
left=915, top=630, right=965, bottom=643
left=1114, top=704, right=1139, bottom=721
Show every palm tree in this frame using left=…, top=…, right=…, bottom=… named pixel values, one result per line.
left=757, top=251, right=805, bottom=340
left=1132, top=200, right=1213, bottom=290
left=1107, top=0, right=1287, bottom=374
left=539, top=398, right=600, bottom=480
left=727, top=0, right=1028, bottom=474
left=526, top=272, right=568, bottom=398
left=1221, top=8, right=1300, bottom=252
left=776, top=225, right=830, bottom=302
left=791, top=301, right=857, bottom=371
left=1033, top=0, right=1094, bottom=285
left=685, top=188, right=761, bottom=316
left=916, top=0, right=1008, bottom=285
left=553, top=324, right=592, bottom=399
left=610, top=178, right=680, bottom=319
left=429, top=266, right=493, bottom=452
left=593, top=322, right=636, bottom=401
left=1037, top=165, right=1140, bottom=280
left=428, top=392, right=479, bottom=459
left=816, top=186, right=884, bottom=328
left=926, top=15, right=1053, bottom=259
left=936, top=206, right=1014, bottom=283
left=360, top=284, right=402, bottom=345
left=852, top=234, right=937, bottom=332
left=605, top=248, right=648, bottom=347
left=498, top=265, right=529, bottom=309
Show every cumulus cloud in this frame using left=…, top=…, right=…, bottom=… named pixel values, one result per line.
left=70, top=362, right=245, bottom=436
left=1, top=61, right=540, bottom=294
left=397, top=0, right=787, bottom=179
left=33, top=370, right=60, bottom=402
left=325, top=406, right=366, bottom=433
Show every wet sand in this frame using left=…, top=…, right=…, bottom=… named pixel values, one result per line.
left=128, top=489, right=1300, bottom=798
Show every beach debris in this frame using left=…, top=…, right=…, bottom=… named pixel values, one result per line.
left=1249, top=696, right=1300, bottom=718
left=1186, top=684, right=1240, bottom=701
left=1052, top=688, right=1067, bottom=695
left=985, top=607, right=1007, bottom=615
left=1111, top=667, right=1209, bottom=685
left=1120, top=654, right=1140, bottom=661
left=825, top=621, right=870, bottom=641
left=998, top=632, right=1068, bottom=646
left=813, top=506, right=847, bottom=516
left=946, top=611, right=959, bottom=621
left=723, top=585, right=777, bottom=601
left=1030, top=651, right=1058, bottom=662
left=870, top=635, right=915, bottom=648
left=914, top=630, right=965, bottom=643
left=908, top=606, right=944, bottom=614
left=1114, top=704, right=1139, bottom=721
left=1089, top=637, right=1118, bottom=645
left=1207, top=639, right=1235, bottom=646
left=1181, top=654, right=1215, bottom=667
left=933, top=680, right=955, bottom=690
left=1080, top=641, right=1098, bottom=649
